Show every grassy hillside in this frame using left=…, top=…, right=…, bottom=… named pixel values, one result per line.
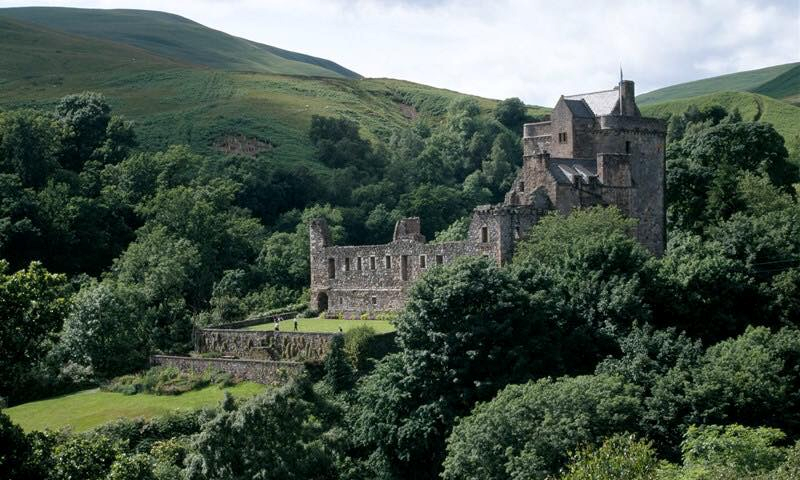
left=638, top=63, right=800, bottom=105
left=0, top=7, right=360, bottom=79
left=4, top=382, right=265, bottom=432
left=640, top=91, right=800, bottom=150
left=0, top=13, right=546, bottom=168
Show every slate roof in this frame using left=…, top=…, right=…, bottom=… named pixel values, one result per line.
left=547, top=158, right=599, bottom=185
left=562, top=99, right=595, bottom=118
left=564, top=88, right=620, bottom=116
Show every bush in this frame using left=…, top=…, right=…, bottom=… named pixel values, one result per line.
left=560, top=434, right=661, bottom=480
left=343, top=326, right=377, bottom=372
left=101, top=367, right=236, bottom=396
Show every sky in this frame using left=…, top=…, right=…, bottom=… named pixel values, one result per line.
left=2, top=0, right=799, bottom=106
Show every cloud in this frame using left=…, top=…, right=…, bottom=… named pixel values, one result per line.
left=4, top=0, right=798, bottom=106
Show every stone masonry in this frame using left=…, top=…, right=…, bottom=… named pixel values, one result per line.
left=310, top=79, right=666, bottom=317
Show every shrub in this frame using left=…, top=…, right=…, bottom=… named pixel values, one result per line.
left=101, top=367, right=236, bottom=396
left=343, top=325, right=377, bottom=372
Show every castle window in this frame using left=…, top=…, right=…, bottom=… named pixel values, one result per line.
left=558, top=132, right=568, bottom=143
left=518, top=181, right=525, bottom=192
left=419, top=255, right=427, bottom=269
left=357, top=257, right=362, bottom=271
left=328, top=258, right=336, bottom=279
left=401, top=255, right=409, bottom=281
left=339, top=297, right=343, bottom=305
left=385, top=255, right=392, bottom=269
left=371, top=296, right=377, bottom=306
left=625, top=140, right=631, bottom=154
left=436, top=255, right=443, bottom=265
left=370, top=256, right=376, bottom=270
left=481, top=226, right=488, bottom=243
left=344, top=257, right=350, bottom=272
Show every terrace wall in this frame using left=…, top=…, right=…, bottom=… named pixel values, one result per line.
left=151, top=355, right=303, bottom=385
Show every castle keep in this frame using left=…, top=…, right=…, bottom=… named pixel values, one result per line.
left=310, top=80, right=666, bottom=317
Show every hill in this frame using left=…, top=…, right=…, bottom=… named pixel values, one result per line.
left=637, top=62, right=800, bottom=105
left=0, top=6, right=360, bottom=79
left=0, top=13, right=545, bottom=168
left=640, top=91, right=800, bottom=151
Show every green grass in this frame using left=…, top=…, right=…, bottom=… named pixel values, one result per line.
left=0, top=7, right=359, bottom=79
left=3, top=382, right=265, bottom=433
left=246, top=317, right=396, bottom=334
left=637, top=62, right=800, bottom=105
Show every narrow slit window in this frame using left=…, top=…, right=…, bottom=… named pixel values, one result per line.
left=625, top=140, right=631, bottom=154
left=328, top=258, right=336, bottom=279
left=481, top=226, right=488, bottom=243
left=419, top=255, right=427, bottom=269
left=357, top=257, right=362, bottom=271
left=370, top=256, right=376, bottom=270
left=344, top=257, right=350, bottom=272
left=385, top=255, right=392, bottom=269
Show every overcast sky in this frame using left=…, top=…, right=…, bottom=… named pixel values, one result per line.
left=4, top=0, right=799, bottom=105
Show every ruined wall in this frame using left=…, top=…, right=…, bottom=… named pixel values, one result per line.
left=151, top=355, right=303, bottom=385
left=523, top=121, right=552, bottom=156
left=195, top=329, right=335, bottom=361
left=310, top=235, right=497, bottom=317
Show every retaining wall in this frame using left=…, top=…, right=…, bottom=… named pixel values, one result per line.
left=194, top=329, right=335, bottom=361
left=151, top=355, right=304, bottom=385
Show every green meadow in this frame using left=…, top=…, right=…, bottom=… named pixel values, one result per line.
left=3, top=382, right=265, bottom=433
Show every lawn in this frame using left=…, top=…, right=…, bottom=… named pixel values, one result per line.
left=3, top=382, right=265, bottom=433
left=246, top=317, right=396, bottom=334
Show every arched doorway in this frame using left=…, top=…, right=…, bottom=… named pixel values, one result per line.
left=317, top=291, right=328, bottom=312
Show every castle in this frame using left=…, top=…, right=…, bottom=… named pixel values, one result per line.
left=309, top=80, right=666, bottom=317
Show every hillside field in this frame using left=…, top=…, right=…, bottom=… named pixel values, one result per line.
left=3, top=382, right=265, bottom=433
left=638, top=62, right=800, bottom=105
left=640, top=91, right=800, bottom=154
left=0, top=16, right=550, bottom=170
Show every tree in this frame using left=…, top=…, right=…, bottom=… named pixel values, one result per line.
left=513, top=207, right=654, bottom=363
left=324, top=335, right=354, bottom=392
left=682, top=424, right=786, bottom=475
left=441, top=374, right=643, bottom=480
left=0, top=411, right=36, bottom=480
left=55, top=91, right=112, bottom=170
left=686, top=327, right=800, bottom=433
left=350, top=256, right=559, bottom=479
left=107, top=453, right=157, bottom=480
left=0, top=261, right=69, bottom=404
left=0, top=110, right=62, bottom=188
left=493, top=97, right=527, bottom=132
left=559, top=435, right=660, bottom=480
left=56, top=281, right=150, bottom=380
left=51, top=433, right=121, bottom=480
left=185, top=380, right=336, bottom=480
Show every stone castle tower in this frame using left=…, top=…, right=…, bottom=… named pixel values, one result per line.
left=310, top=80, right=666, bottom=317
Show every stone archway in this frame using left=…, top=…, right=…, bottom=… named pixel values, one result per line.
left=316, top=291, right=328, bottom=312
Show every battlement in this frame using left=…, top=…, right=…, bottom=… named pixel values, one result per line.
left=597, top=115, right=666, bottom=133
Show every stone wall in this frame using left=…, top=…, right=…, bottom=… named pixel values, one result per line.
left=310, top=217, right=500, bottom=317
left=151, top=355, right=303, bottom=385
left=194, top=330, right=335, bottom=362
